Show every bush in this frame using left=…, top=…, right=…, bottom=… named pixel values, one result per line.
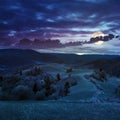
left=35, top=89, right=46, bottom=100
left=70, top=78, right=77, bottom=86
left=115, top=85, right=120, bottom=97
left=0, top=87, right=3, bottom=99
left=2, top=76, right=21, bottom=91
left=36, top=79, right=46, bottom=91
left=26, top=67, right=43, bottom=76
left=12, top=85, right=33, bottom=100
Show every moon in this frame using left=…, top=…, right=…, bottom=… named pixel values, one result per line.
left=92, top=31, right=105, bottom=45
left=92, top=31, right=105, bottom=38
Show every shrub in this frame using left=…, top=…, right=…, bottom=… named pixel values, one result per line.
left=35, top=89, right=46, bottom=100
left=12, top=85, right=33, bottom=100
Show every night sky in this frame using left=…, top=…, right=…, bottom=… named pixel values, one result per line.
left=0, top=0, right=120, bottom=54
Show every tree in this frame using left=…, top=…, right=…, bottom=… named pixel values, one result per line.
left=33, top=82, right=38, bottom=94
left=45, top=76, right=51, bottom=96
left=56, top=73, right=61, bottom=81
left=64, top=82, right=70, bottom=96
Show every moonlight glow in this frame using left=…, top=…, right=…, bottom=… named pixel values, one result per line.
left=94, top=40, right=104, bottom=45
left=92, top=31, right=105, bottom=38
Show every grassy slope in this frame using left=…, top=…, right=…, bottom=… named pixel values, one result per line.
left=0, top=101, right=120, bottom=120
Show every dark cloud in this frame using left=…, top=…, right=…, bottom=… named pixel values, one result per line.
left=87, top=34, right=115, bottom=44
left=0, top=0, right=120, bottom=43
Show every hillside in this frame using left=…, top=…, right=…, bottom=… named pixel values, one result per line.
left=87, top=57, right=120, bottom=77
left=0, top=49, right=119, bottom=67
left=0, top=49, right=62, bottom=69
left=0, top=49, right=120, bottom=120
left=0, top=49, right=120, bottom=76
